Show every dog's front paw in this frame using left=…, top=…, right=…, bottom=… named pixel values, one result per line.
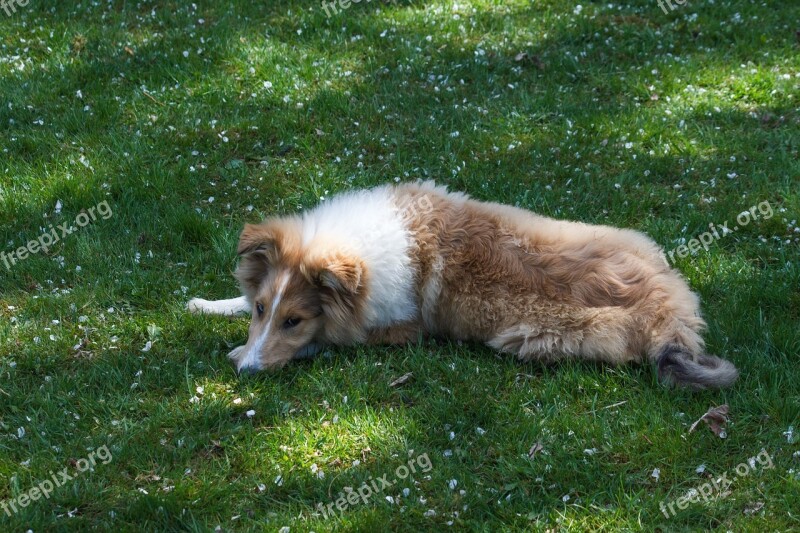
left=186, top=298, right=209, bottom=313
left=294, top=343, right=323, bottom=359
left=227, top=345, right=246, bottom=360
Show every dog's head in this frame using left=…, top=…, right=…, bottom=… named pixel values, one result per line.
left=231, top=220, right=367, bottom=373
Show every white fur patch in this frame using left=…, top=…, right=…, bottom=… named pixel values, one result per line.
left=239, top=272, right=290, bottom=371
left=300, top=186, right=417, bottom=328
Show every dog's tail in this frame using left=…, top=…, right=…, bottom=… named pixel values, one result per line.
left=655, top=343, right=738, bottom=389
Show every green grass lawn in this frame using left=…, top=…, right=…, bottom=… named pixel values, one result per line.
left=1, top=0, right=799, bottom=530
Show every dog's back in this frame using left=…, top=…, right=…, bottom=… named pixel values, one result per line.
left=393, top=182, right=736, bottom=388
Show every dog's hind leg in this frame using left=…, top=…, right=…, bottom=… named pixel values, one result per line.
left=487, top=303, right=643, bottom=365
left=186, top=296, right=250, bottom=316
left=487, top=293, right=737, bottom=389
left=627, top=270, right=737, bottom=389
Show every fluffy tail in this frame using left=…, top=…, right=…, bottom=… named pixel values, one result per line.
left=656, top=344, right=739, bottom=390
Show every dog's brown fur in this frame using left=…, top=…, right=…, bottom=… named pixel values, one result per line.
left=200, top=182, right=737, bottom=388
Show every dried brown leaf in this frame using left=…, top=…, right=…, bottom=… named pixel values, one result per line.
left=389, top=372, right=413, bottom=388
left=689, top=404, right=729, bottom=437
left=744, top=501, right=765, bottom=515
left=135, top=472, right=162, bottom=482
left=528, top=442, right=544, bottom=458
left=513, top=52, right=545, bottom=70
left=201, top=439, right=225, bottom=458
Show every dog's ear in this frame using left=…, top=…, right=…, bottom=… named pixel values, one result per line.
left=302, top=253, right=367, bottom=344
left=318, top=259, right=363, bottom=294
left=237, top=223, right=278, bottom=260
left=302, top=253, right=364, bottom=294
left=235, top=224, right=281, bottom=293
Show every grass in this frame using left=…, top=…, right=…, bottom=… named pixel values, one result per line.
left=0, top=0, right=798, bottom=530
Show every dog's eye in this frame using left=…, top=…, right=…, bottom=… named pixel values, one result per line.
left=256, top=303, right=264, bottom=316
left=283, top=317, right=301, bottom=329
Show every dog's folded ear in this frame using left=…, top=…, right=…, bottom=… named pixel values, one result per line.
left=235, top=223, right=283, bottom=293
left=302, top=253, right=364, bottom=294
left=302, top=253, right=367, bottom=344
left=318, top=258, right=363, bottom=294
left=237, top=223, right=278, bottom=259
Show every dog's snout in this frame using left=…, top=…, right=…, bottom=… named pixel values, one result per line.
left=236, top=364, right=260, bottom=376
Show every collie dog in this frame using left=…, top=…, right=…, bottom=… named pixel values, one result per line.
left=188, top=182, right=737, bottom=389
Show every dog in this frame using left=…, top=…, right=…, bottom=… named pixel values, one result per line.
left=187, top=181, right=738, bottom=389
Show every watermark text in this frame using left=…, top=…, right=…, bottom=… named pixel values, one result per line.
left=1, top=444, right=112, bottom=517
left=314, top=452, right=432, bottom=519
left=660, top=449, right=773, bottom=518
left=1, top=200, right=113, bottom=271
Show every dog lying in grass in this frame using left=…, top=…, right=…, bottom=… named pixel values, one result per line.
left=188, top=181, right=738, bottom=389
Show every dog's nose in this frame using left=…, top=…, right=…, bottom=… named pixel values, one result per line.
left=236, top=365, right=260, bottom=376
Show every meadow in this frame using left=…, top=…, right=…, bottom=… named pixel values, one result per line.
left=0, top=0, right=798, bottom=530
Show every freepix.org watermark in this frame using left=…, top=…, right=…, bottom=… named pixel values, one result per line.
left=1, top=200, right=113, bottom=271
left=320, top=0, right=372, bottom=18
left=659, top=449, right=774, bottom=518
left=1, top=444, right=112, bottom=517
left=314, top=452, right=432, bottom=520
left=0, top=0, right=30, bottom=17
left=657, top=0, right=689, bottom=15
left=663, top=200, right=773, bottom=265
